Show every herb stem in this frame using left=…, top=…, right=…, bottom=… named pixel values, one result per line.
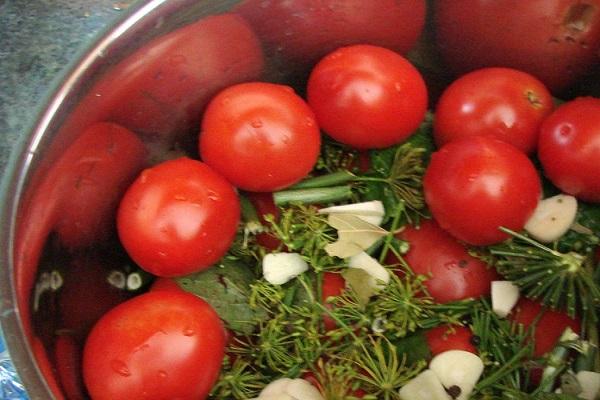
left=291, top=170, right=357, bottom=189
left=537, top=327, right=579, bottom=393
left=274, top=186, right=353, bottom=206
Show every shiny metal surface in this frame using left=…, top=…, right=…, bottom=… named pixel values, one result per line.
left=0, top=1, right=245, bottom=398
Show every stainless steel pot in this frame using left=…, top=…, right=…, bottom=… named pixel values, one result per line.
left=2, top=0, right=598, bottom=398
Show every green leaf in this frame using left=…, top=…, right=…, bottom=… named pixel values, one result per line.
left=176, top=258, right=268, bottom=334
left=391, top=332, right=432, bottom=365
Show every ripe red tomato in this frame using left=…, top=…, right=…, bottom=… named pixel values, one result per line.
left=424, top=136, right=541, bottom=245
left=117, top=157, right=240, bottom=277
left=321, top=272, right=346, bottom=331
left=150, top=277, right=183, bottom=293
left=424, top=325, right=478, bottom=356
left=434, top=0, right=600, bottom=93
left=434, top=68, right=554, bottom=153
left=307, top=44, right=428, bottom=149
left=538, top=97, right=600, bottom=202
left=99, top=13, right=264, bottom=149
left=52, top=122, right=148, bottom=249
left=510, top=298, right=581, bottom=357
left=200, top=82, right=321, bottom=192
left=54, top=333, right=86, bottom=400
left=393, top=219, right=499, bottom=303
left=83, top=291, right=225, bottom=400
left=235, top=0, right=426, bottom=80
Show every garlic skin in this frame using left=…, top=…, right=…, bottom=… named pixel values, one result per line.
left=491, top=280, right=520, bottom=318
left=262, top=253, right=309, bottom=285
left=348, top=251, right=391, bottom=290
left=524, top=194, right=578, bottom=243
left=251, top=378, right=324, bottom=400
left=318, top=200, right=385, bottom=226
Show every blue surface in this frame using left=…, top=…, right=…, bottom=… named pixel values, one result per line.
left=0, top=1, right=138, bottom=398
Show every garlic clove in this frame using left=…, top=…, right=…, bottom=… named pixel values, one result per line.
left=524, top=194, right=578, bottom=243
left=262, top=253, right=309, bottom=285
left=576, top=371, right=600, bottom=400
left=491, top=280, right=520, bottom=318
left=429, top=350, right=484, bottom=400
left=286, top=378, right=325, bottom=400
left=260, top=378, right=293, bottom=396
left=398, top=369, right=451, bottom=400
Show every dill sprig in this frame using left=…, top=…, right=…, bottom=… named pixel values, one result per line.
left=209, top=358, right=266, bottom=399
left=266, top=204, right=340, bottom=273
left=471, top=300, right=535, bottom=396
left=350, top=336, right=426, bottom=400
left=368, top=272, right=475, bottom=338
left=481, top=227, right=600, bottom=321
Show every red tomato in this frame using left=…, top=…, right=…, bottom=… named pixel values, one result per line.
left=393, top=219, right=499, bottom=303
left=424, top=136, right=541, bottom=245
left=53, top=122, right=148, bottom=249
left=307, top=45, right=428, bottom=149
left=321, top=272, right=346, bottom=331
left=117, top=157, right=240, bottom=277
left=510, top=298, right=581, bottom=357
left=150, top=277, right=183, bottom=293
left=538, top=97, right=600, bottom=202
left=434, top=0, right=600, bottom=93
left=83, top=291, right=225, bottom=400
left=424, top=325, right=478, bottom=356
left=101, top=14, right=264, bottom=150
left=54, top=334, right=86, bottom=400
left=200, top=82, right=321, bottom=192
left=235, top=0, right=425, bottom=80
left=32, top=337, right=66, bottom=400
left=434, top=68, right=554, bottom=153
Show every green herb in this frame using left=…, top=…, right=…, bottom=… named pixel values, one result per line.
left=176, top=258, right=268, bottom=334
left=471, top=300, right=535, bottom=397
left=480, top=228, right=600, bottom=323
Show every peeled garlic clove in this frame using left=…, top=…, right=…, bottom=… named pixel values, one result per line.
left=260, top=378, right=293, bottom=396
left=576, top=371, right=600, bottom=400
left=524, top=194, right=578, bottom=243
left=286, top=378, right=325, bottom=400
left=348, top=251, right=390, bottom=290
left=398, top=369, right=451, bottom=400
left=429, top=350, right=484, bottom=400
left=318, top=200, right=385, bottom=226
left=491, top=281, right=520, bottom=318
left=262, top=253, right=309, bottom=285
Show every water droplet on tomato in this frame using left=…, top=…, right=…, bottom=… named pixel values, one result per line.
left=305, top=117, right=315, bottom=127
left=251, top=119, right=263, bottom=128
left=110, top=360, right=131, bottom=377
left=174, top=195, right=187, bottom=201
left=183, top=328, right=195, bottom=336
left=394, top=82, right=403, bottom=92
left=207, top=191, right=220, bottom=201
left=157, top=370, right=168, bottom=379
